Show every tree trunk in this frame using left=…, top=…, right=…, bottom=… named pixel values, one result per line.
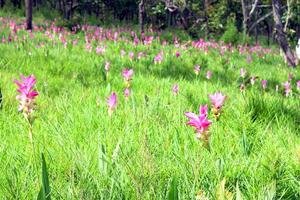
left=139, top=0, right=145, bottom=35
left=241, top=0, right=249, bottom=39
left=25, top=0, right=33, bottom=30
left=272, top=0, right=296, bottom=67
left=0, top=0, right=5, bottom=8
left=204, top=0, right=209, bottom=39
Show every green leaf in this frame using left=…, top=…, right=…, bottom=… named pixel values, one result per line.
left=167, top=176, right=178, bottom=200
left=236, top=182, right=243, bottom=200
left=37, top=153, right=51, bottom=200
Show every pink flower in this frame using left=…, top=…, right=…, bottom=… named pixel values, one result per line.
left=209, top=92, right=227, bottom=110
left=240, top=68, right=246, bottom=78
left=297, top=80, right=300, bottom=90
left=122, top=69, right=133, bottom=87
left=107, top=92, right=117, bottom=116
left=124, top=88, right=131, bottom=100
left=246, top=55, right=252, bottom=63
left=85, top=43, right=92, bottom=52
left=134, top=36, right=139, bottom=45
left=282, top=82, right=292, bottom=96
left=206, top=71, right=212, bottom=79
left=137, top=52, right=144, bottom=59
left=261, top=80, right=267, bottom=90
left=14, top=74, right=39, bottom=115
left=240, top=84, right=245, bottom=92
left=96, top=46, right=105, bottom=54
left=175, top=51, right=181, bottom=57
left=105, top=61, right=110, bottom=72
left=199, top=104, right=208, bottom=116
left=154, top=52, right=163, bottom=64
left=250, top=76, right=257, bottom=85
left=172, top=84, right=179, bottom=95
left=129, top=52, right=134, bottom=60
left=120, top=50, right=126, bottom=57
left=185, top=106, right=212, bottom=139
left=194, top=65, right=200, bottom=75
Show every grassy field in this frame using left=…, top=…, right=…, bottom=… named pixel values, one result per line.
left=0, top=17, right=300, bottom=199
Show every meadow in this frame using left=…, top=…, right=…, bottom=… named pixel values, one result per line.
left=0, top=16, right=300, bottom=199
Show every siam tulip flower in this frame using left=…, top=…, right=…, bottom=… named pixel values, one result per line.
left=124, top=88, right=131, bottom=100
left=120, top=50, right=126, bottom=57
left=72, top=39, right=78, bottom=46
left=122, top=68, right=134, bottom=86
left=134, top=36, right=139, bottom=45
left=172, top=84, right=179, bottom=95
left=105, top=61, right=110, bottom=73
left=137, top=52, right=144, bottom=59
left=206, top=71, right=212, bottom=79
left=107, top=92, right=117, bottom=116
left=282, top=82, right=292, bottom=96
left=154, top=52, right=163, bottom=64
left=199, top=104, right=208, bottom=117
left=96, top=46, right=105, bottom=54
left=240, top=84, right=245, bottom=92
left=240, top=68, right=247, bottom=78
left=194, top=65, right=200, bottom=75
left=297, top=80, right=300, bottom=90
left=208, top=92, right=227, bottom=119
left=185, top=105, right=212, bottom=141
left=250, top=76, right=257, bottom=85
left=246, top=55, right=252, bottom=63
left=14, top=74, right=39, bottom=119
left=175, top=51, right=181, bottom=57
left=261, top=80, right=267, bottom=90
left=129, top=52, right=134, bottom=60
left=85, top=43, right=92, bottom=52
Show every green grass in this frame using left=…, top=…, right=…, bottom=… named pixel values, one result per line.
left=0, top=17, right=300, bottom=199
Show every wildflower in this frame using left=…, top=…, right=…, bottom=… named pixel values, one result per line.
left=282, top=82, right=292, bottom=96
left=96, top=46, right=105, bottom=54
left=240, top=84, right=245, bottom=92
left=105, top=61, right=110, bottom=73
left=194, top=65, right=200, bottom=76
left=199, top=104, right=208, bottom=116
left=129, top=52, right=134, bottom=60
left=154, top=52, right=163, bottom=64
left=206, top=71, right=212, bottom=79
left=172, top=84, right=179, bottom=95
left=261, top=80, right=267, bottom=90
left=185, top=105, right=212, bottom=141
left=240, top=68, right=246, bottom=78
left=175, top=51, right=181, bottom=57
left=137, top=52, right=144, bottom=60
left=250, top=76, right=257, bottom=85
left=246, top=55, right=252, bottom=63
left=297, top=80, right=300, bottom=90
left=134, top=36, right=139, bottom=45
left=124, top=88, right=130, bottom=100
left=14, top=74, right=39, bottom=119
left=122, top=68, right=133, bottom=86
left=107, top=92, right=117, bottom=116
left=120, top=50, right=126, bottom=57
left=208, top=92, right=227, bottom=119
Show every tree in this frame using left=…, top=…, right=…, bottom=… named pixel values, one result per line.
left=139, top=0, right=145, bottom=35
left=272, top=0, right=296, bottom=67
left=25, top=0, right=33, bottom=30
